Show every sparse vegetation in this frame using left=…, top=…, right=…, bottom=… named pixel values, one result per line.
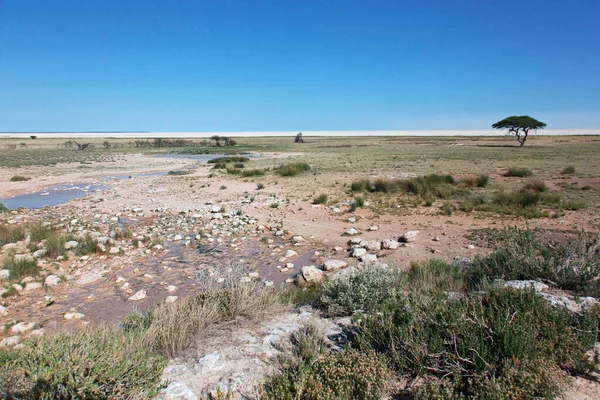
left=275, top=162, right=311, bottom=177
left=0, top=224, right=26, bottom=246
left=9, top=175, right=31, bottom=182
left=561, top=165, right=576, bottom=174
left=312, top=194, right=328, bottom=204
left=2, top=254, right=39, bottom=281
left=504, top=167, right=534, bottom=177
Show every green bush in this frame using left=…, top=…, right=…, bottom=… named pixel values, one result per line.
left=354, top=287, right=599, bottom=398
left=0, top=328, right=166, bottom=399
left=257, top=183, right=265, bottom=190
left=0, top=224, right=26, bottom=246
left=504, top=167, right=534, bottom=177
left=408, top=259, right=463, bottom=293
left=9, top=175, right=31, bottom=182
left=207, top=156, right=249, bottom=164
left=0, top=203, right=8, bottom=213
left=313, top=194, right=328, bottom=204
left=466, top=228, right=600, bottom=297
left=263, top=349, right=391, bottom=400
left=75, top=233, right=101, bottom=256
left=477, top=174, right=490, bottom=187
left=522, top=179, right=548, bottom=193
left=561, top=165, right=576, bottom=175
left=354, top=196, right=365, bottom=207
left=43, top=231, right=68, bottom=259
left=318, top=267, right=400, bottom=316
left=2, top=255, right=39, bottom=281
left=275, top=162, right=311, bottom=177
left=167, top=170, right=189, bottom=175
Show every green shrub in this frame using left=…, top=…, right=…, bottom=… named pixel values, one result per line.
left=477, top=174, right=490, bottom=187
left=275, top=162, right=311, bottom=177
left=466, top=228, right=600, bottom=296
left=241, top=168, right=265, bottom=177
left=441, top=202, right=453, bottom=215
left=263, top=349, right=391, bottom=400
left=561, top=165, right=576, bottom=175
left=233, top=162, right=245, bottom=168
left=167, top=170, right=189, bottom=175
left=0, top=328, right=166, bottom=399
left=43, top=231, right=67, bottom=259
left=75, top=233, right=101, bottom=256
left=522, top=179, right=548, bottom=193
left=318, top=267, right=400, bottom=316
left=313, top=194, right=328, bottom=204
left=354, top=196, right=365, bottom=207
left=2, top=255, right=39, bottom=280
left=354, top=287, right=599, bottom=397
left=0, top=203, right=8, bottom=213
left=408, top=259, right=463, bottom=293
left=350, top=179, right=370, bottom=192
left=0, top=224, right=26, bottom=246
left=9, top=175, right=31, bottom=182
left=504, top=167, right=534, bottom=177
left=348, top=201, right=357, bottom=212
left=257, top=183, right=265, bottom=190
left=207, top=156, right=249, bottom=164
left=25, top=223, right=56, bottom=252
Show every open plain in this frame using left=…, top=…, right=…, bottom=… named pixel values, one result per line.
left=1, top=134, right=599, bottom=399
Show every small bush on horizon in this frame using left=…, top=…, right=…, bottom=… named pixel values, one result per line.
left=504, top=167, right=534, bottom=177
left=9, top=175, right=31, bottom=182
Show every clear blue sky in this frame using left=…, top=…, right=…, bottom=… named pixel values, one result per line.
left=1, top=0, right=599, bottom=132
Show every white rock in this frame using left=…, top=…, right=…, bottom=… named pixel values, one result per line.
left=165, top=296, right=178, bottom=303
left=166, top=285, right=178, bottom=292
left=400, top=230, right=420, bottom=243
left=195, top=353, right=226, bottom=374
left=323, top=259, right=348, bottom=272
left=211, top=205, right=222, bottom=213
left=109, top=247, right=120, bottom=254
left=292, top=236, right=305, bottom=243
left=368, top=225, right=379, bottom=231
left=33, top=249, right=47, bottom=258
left=284, top=250, right=298, bottom=258
left=301, top=265, right=323, bottom=283
left=44, top=275, right=61, bottom=287
left=382, top=239, right=400, bottom=250
left=0, top=336, right=20, bottom=348
left=97, top=236, right=114, bottom=245
left=0, top=305, right=7, bottom=316
left=172, top=234, right=183, bottom=241
left=362, top=240, right=381, bottom=252
left=128, top=290, right=147, bottom=301
left=249, top=272, right=260, bottom=278
left=64, top=240, right=79, bottom=250
left=345, top=228, right=359, bottom=236
left=14, top=254, right=34, bottom=262
left=467, top=244, right=476, bottom=250
left=64, top=312, right=84, bottom=320
left=11, top=322, right=36, bottom=334
left=0, top=270, right=10, bottom=280
left=503, top=280, right=549, bottom=292
left=264, top=280, right=274, bottom=287
left=24, top=282, right=42, bottom=291
left=157, top=382, right=198, bottom=400
left=351, top=248, right=367, bottom=258
left=360, top=254, right=378, bottom=263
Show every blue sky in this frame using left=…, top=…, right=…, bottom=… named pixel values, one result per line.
left=1, top=0, right=599, bottom=132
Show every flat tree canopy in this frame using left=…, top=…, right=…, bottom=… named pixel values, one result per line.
left=492, top=116, right=546, bottom=147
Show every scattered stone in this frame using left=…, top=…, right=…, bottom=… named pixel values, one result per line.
left=381, top=239, right=400, bottom=250
left=109, top=247, right=120, bottom=254
left=11, top=322, right=36, bottom=334
left=284, top=250, right=298, bottom=258
left=64, top=312, right=85, bottom=320
left=172, top=234, right=183, bottom=241
left=0, top=270, right=10, bottom=280
left=503, top=280, right=549, bottom=292
left=300, top=265, right=323, bottom=284
left=292, top=236, right=305, bottom=243
left=64, top=240, right=79, bottom=250
left=0, top=336, right=20, bottom=348
left=368, top=225, right=379, bottom=231
left=345, top=228, right=359, bottom=236
left=14, top=254, right=34, bottom=262
left=128, top=290, right=147, bottom=301
left=24, top=282, right=42, bottom=291
left=400, top=230, right=420, bottom=243
left=33, top=249, right=47, bottom=258
left=195, top=353, right=226, bottom=374
left=360, top=254, right=378, bottom=263
left=157, top=382, right=198, bottom=400
left=362, top=240, right=381, bottom=252
left=467, top=244, right=476, bottom=250
left=264, top=280, right=274, bottom=287
left=44, top=275, right=61, bottom=287
left=0, top=305, right=7, bottom=316
left=165, top=296, right=178, bottom=303
left=351, top=248, right=367, bottom=258
left=249, top=272, right=260, bottom=279
left=349, top=237, right=363, bottom=245
left=166, top=285, right=178, bottom=292
left=322, top=259, right=348, bottom=272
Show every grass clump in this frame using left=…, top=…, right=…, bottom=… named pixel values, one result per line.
left=561, top=165, right=576, bottom=174
left=0, top=224, right=26, bottom=246
left=504, top=167, right=534, bottom=177
left=350, top=174, right=456, bottom=198
left=226, top=167, right=265, bottom=177
left=9, top=175, right=31, bottom=182
left=75, top=233, right=101, bottom=256
left=207, top=156, right=249, bottom=164
left=408, top=259, right=464, bottom=293
left=167, top=170, right=189, bottom=175
left=275, top=162, right=310, bottom=177
left=467, top=228, right=600, bottom=297
left=257, top=183, right=265, bottom=190
left=0, top=328, right=166, bottom=399
left=2, top=254, right=39, bottom=281
left=0, top=204, right=8, bottom=213
left=459, top=175, right=490, bottom=188
left=317, top=267, right=400, bottom=316
left=312, top=194, right=328, bottom=204
left=126, top=278, right=287, bottom=356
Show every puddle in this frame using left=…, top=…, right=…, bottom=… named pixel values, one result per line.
left=0, top=171, right=168, bottom=210
left=0, top=182, right=108, bottom=210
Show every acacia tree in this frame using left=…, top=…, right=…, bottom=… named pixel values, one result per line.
left=492, top=116, right=547, bottom=147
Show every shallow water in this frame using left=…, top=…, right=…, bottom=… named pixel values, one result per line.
left=0, top=171, right=168, bottom=210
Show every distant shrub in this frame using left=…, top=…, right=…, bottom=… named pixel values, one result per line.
left=350, top=174, right=455, bottom=198
left=0, top=328, right=166, bottom=398
left=233, top=162, right=245, bottom=168
left=167, top=170, right=189, bottom=175
left=270, top=202, right=279, bottom=208
left=477, top=174, right=490, bottom=187
left=522, top=179, right=548, bottom=193
left=241, top=168, right=265, bottom=177
left=313, top=194, right=327, bottom=204
left=257, top=183, right=265, bottom=190
left=75, top=233, right=101, bottom=256
left=9, top=175, right=31, bottom=182
left=561, top=165, right=576, bottom=174
left=207, top=156, right=249, bottom=164
left=275, top=162, right=311, bottom=177
left=354, top=196, right=365, bottom=207
left=441, top=202, right=453, bottom=215
left=0, top=204, right=8, bottom=213
left=504, top=167, right=534, bottom=177
left=318, top=267, right=399, bottom=316
left=44, top=231, right=68, bottom=259
left=350, top=179, right=370, bottom=192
